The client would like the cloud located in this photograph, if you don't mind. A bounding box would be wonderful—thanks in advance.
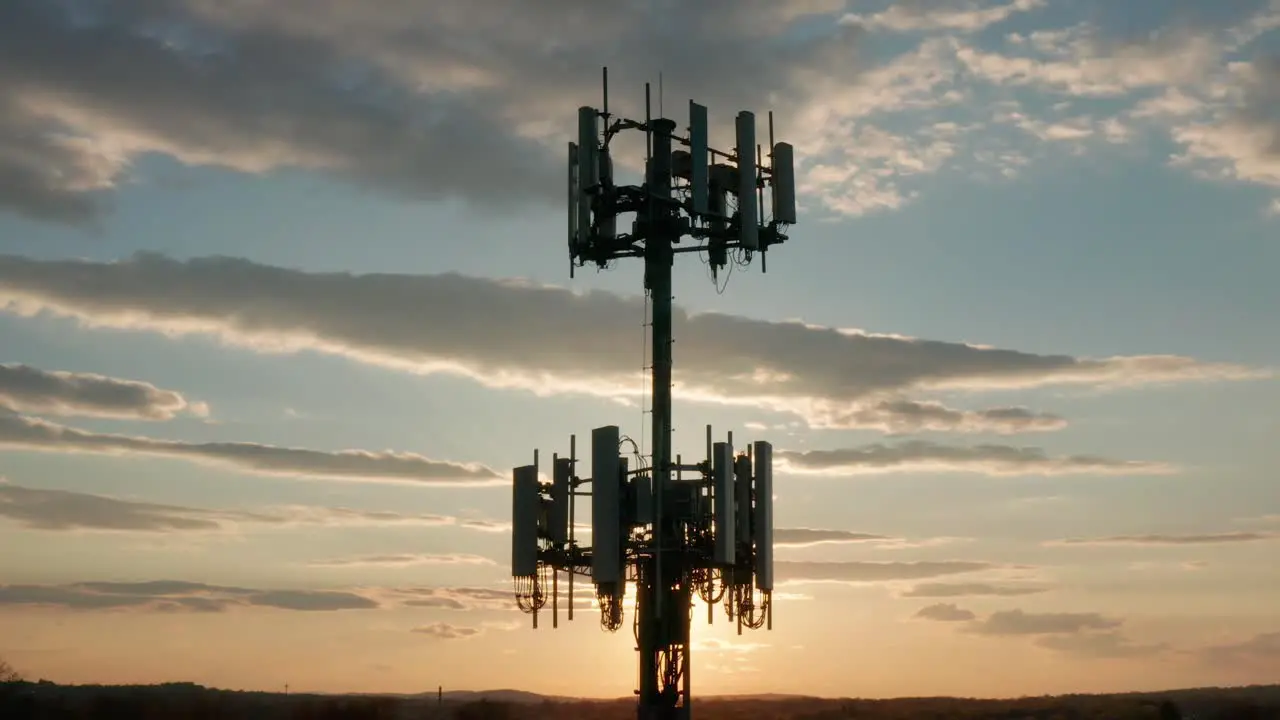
[0,481,253,532]
[1034,631,1169,659]
[411,622,482,640]
[1049,532,1280,547]
[818,399,1067,434]
[0,481,511,536]
[0,410,501,485]
[386,585,598,615]
[942,606,1166,659]
[1197,632,1280,665]
[776,560,998,585]
[0,0,889,223]
[776,441,1173,476]
[308,554,495,568]
[692,638,770,654]
[901,582,1050,597]
[774,528,891,547]
[5,1,1277,224]
[967,609,1122,635]
[959,25,1221,98]
[841,0,1045,34]
[1128,560,1208,572]
[456,518,512,533]
[1168,58,1280,199]
[0,363,204,420]
[0,580,377,612]
[774,529,966,550]
[959,8,1280,211]
[389,586,515,612]
[915,603,976,622]
[0,254,1260,432]
[0,0,562,224]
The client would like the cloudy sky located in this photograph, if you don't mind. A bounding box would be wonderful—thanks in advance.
[1,0,1279,701]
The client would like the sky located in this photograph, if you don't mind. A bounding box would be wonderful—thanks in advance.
[1,0,1279,701]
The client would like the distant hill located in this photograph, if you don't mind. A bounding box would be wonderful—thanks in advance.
[4,679,1279,719]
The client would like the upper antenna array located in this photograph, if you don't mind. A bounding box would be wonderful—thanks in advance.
[567,68,796,280]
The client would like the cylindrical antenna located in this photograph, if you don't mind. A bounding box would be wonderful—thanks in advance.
[603,66,610,120]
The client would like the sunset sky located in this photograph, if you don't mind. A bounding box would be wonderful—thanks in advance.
[1,0,1279,701]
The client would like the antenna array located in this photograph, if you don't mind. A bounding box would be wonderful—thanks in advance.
[513,67,798,720]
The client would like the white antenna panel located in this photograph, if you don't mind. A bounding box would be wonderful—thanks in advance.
[735,111,759,250]
[689,101,709,215]
[712,441,735,565]
[734,453,752,557]
[512,464,540,577]
[753,441,774,591]
[577,106,598,250]
[550,457,571,545]
[591,424,622,584]
[771,142,797,225]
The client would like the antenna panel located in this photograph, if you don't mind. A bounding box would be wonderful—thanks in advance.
[512,464,539,577]
[599,147,616,241]
[753,441,774,591]
[567,142,579,252]
[713,441,735,565]
[771,142,797,225]
[591,424,622,584]
[734,453,753,555]
[576,107,598,250]
[735,111,759,250]
[632,473,653,526]
[550,457,571,545]
[689,101,709,215]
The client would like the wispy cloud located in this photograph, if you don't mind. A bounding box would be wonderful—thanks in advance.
[841,0,1045,34]
[0,481,506,534]
[0,363,205,420]
[411,622,484,640]
[1197,632,1280,665]
[776,560,999,585]
[0,0,873,223]
[1033,631,1169,659]
[692,638,770,654]
[0,580,378,612]
[774,528,892,547]
[901,582,1051,598]
[0,411,501,485]
[777,441,1173,476]
[0,254,1260,433]
[308,554,495,568]
[1048,532,1280,547]
[820,399,1067,434]
[966,608,1122,635]
[914,603,976,622]
[928,603,1170,658]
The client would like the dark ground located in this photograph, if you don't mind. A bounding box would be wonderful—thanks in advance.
[2,680,1278,719]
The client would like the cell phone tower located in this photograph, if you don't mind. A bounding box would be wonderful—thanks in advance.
[511,67,798,720]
